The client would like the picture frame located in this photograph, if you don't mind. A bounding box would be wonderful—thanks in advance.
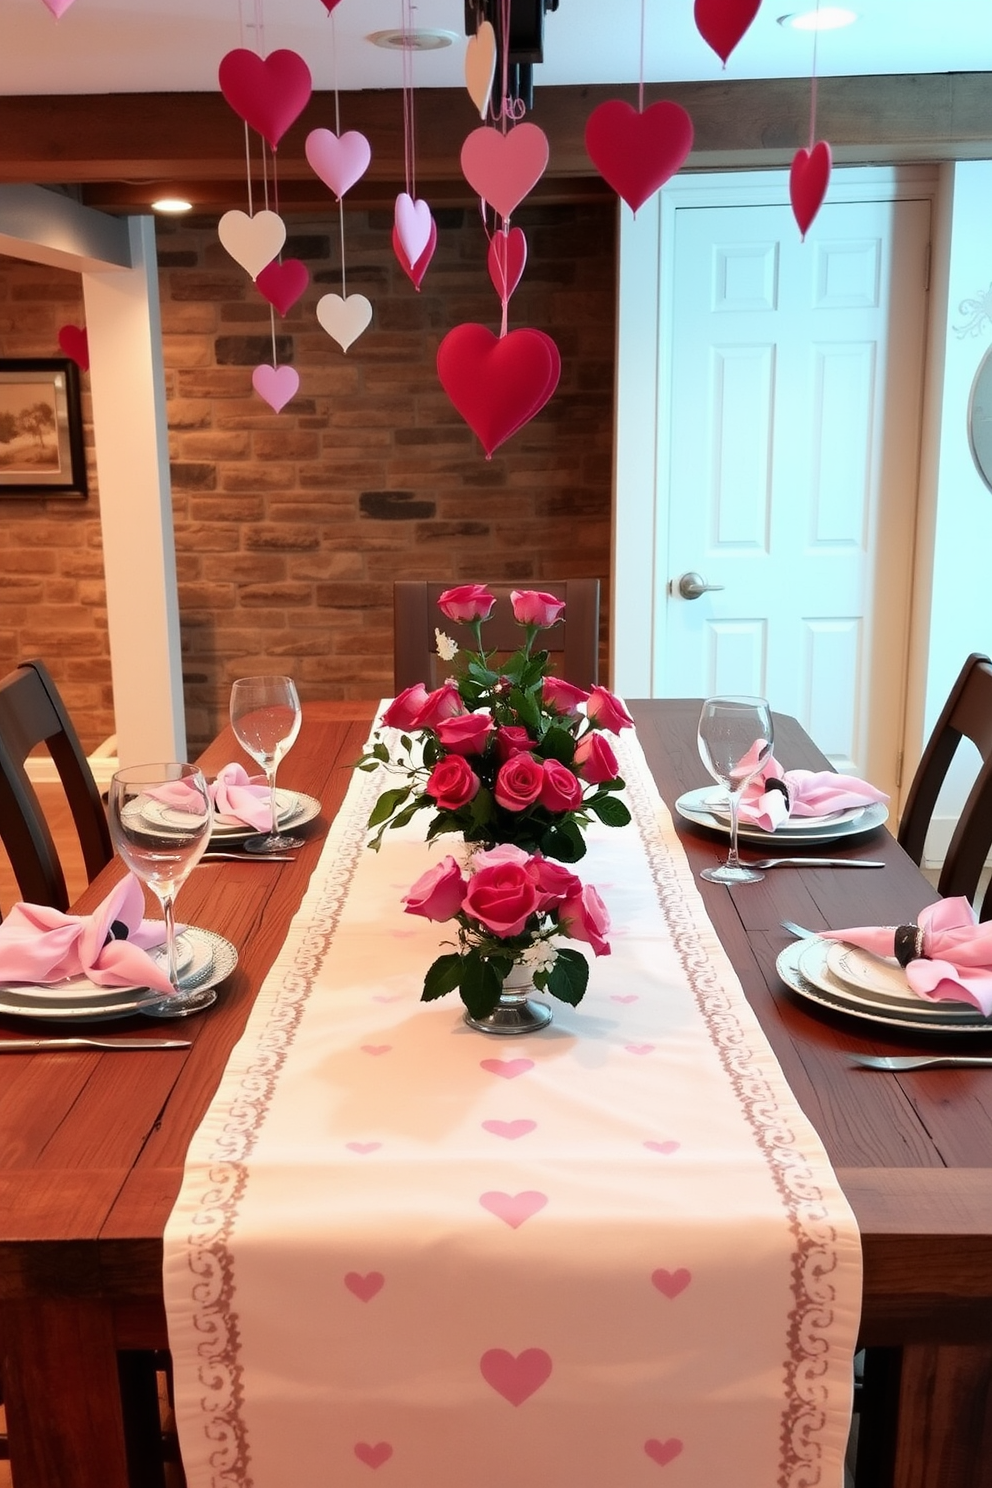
[0,358,87,498]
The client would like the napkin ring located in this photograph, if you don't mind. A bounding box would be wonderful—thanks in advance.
[894,924,926,966]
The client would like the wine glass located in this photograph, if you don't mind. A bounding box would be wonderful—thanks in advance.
[697,695,774,884]
[229,675,303,853]
[108,762,215,1016]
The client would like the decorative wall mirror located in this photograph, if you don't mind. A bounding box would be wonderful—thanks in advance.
[967,345,992,493]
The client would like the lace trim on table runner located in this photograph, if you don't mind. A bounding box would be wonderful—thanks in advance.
[170,735,855,1488]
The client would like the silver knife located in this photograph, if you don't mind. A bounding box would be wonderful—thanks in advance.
[0,1038,191,1052]
[747,857,885,869]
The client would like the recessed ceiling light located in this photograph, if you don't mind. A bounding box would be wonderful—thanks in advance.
[367,28,458,51]
[778,7,857,30]
[151,197,193,214]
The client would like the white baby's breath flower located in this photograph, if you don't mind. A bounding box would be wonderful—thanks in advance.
[435,628,458,662]
[520,941,558,973]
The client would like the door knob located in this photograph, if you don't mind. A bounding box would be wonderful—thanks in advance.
[674,572,726,601]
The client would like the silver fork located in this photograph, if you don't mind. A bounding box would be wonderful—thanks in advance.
[200,851,296,862]
[848,1054,992,1071]
[747,857,884,870]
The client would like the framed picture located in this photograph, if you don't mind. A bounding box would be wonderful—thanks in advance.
[0,358,87,498]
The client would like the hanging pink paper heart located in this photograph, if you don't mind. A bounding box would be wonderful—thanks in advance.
[392,219,437,291]
[694,0,761,64]
[461,123,549,222]
[437,323,561,458]
[488,228,527,302]
[394,193,433,272]
[57,324,89,371]
[218,49,312,151]
[252,364,299,413]
[586,100,694,214]
[218,208,286,279]
[255,259,309,316]
[465,20,497,120]
[305,128,371,200]
[790,140,832,239]
[41,0,76,16]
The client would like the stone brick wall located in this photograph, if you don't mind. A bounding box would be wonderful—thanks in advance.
[0,198,617,753]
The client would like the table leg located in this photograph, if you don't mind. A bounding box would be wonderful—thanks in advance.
[892,1343,992,1488]
[1,1299,130,1488]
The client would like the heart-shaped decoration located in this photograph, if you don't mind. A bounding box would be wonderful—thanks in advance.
[461,122,549,221]
[361,1044,391,1056]
[354,1442,393,1469]
[392,219,437,291]
[437,323,561,457]
[645,1438,684,1468]
[344,1141,381,1154]
[644,1139,680,1155]
[626,1043,655,1056]
[480,1348,552,1406]
[305,128,371,200]
[319,0,344,10]
[480,1056,533,1079]
[479,1190,547,1229]
[586,100,694,214]
[790,140,832,239]
[344,1271,384,1302]
[488,228,527,302]
[218,48,312,151]
[465,19,497,120]
[255,259,309,316]
[218,209,286,280]
[394,193,433,271]
[41,0,76,16]
[251,364,299,413]
[651,1267,692,1299]
[481,1118,536,1140]
[57,324,89,371]
[316,292,373,353]
[694,0,761,64]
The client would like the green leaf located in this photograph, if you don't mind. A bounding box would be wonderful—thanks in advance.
[357,761,382,773]
[422,953,465,1002]
[539,726,576,765]
[387,801,423,832]
[367,785,411,828]
[545,947,589,1006]
[400,734,413,751]
[539,817,587,863]
[372,741,390,762]
[459,952,503,1019]
[587,794,632,828]
[468,785,495,828]
[510,686,541,730]
[425,813,466,841]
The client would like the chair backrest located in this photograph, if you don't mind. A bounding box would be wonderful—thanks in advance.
[0,659,113,910]
[898,652,992,917]
[393,580,601,692]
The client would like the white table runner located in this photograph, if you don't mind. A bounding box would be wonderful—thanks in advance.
[164,731,861,1487]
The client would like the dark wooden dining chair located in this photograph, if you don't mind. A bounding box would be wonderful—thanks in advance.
[897,652,992,918]
[0,658,114,910]
[393,580,601,692]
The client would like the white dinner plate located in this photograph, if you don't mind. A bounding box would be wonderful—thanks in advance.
[0,931,197,1005]
[0,928,238,1023]
[676,787,889,845]
[776,937,992,1033]
[804,940,979,1019]
[209,790,321,841]
[702,791,866,831]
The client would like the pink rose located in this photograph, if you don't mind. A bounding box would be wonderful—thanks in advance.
[542,676,590,715]
[415,683,466,730]
[473,843,531,871]
[403,856,467,922]
[494,725,536,762]
[510,589,566,628]
[573,731,619,784]
[494,752,545,811]
[426,754,480,810]
[539,758,583,812]
[381,684,429,730]
[437,584,496,623]
[463,862,541,938]
[586,687,634,733]
[435,711,494,756]
[558,884,611,957]
[527,855,582,911]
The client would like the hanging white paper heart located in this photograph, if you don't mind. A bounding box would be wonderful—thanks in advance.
[218,209,286,280]
[252,364,300,412]
[394,193,433,271]
[465,20,496,120]
[316,293,373,352]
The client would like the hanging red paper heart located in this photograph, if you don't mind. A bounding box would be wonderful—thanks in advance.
[255,259,310,316]
[585,100,694,214]
[318,0,344,10]
[437,324,561,458]
[392,220,437,291]
[218,49,312,151]
[790,140,832,239]
[460,123,549,221]
[57,324,89,371]
[693,0,761,64]
[488,229,527,302]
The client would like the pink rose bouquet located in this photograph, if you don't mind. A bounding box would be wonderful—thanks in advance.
[403,846,610,1017]
[358,585,633,863]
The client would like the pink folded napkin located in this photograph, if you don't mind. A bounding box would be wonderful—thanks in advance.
[0,874,174,994]
[149,764,270,831]
[822,897,992,1016]
[736,749,888,831]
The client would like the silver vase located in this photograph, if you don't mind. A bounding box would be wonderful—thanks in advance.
[463,960,553,1036]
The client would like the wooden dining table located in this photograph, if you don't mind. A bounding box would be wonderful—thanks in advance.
[1,698,991,1488]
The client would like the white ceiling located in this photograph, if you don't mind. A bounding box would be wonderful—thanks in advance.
[1,0,990,97]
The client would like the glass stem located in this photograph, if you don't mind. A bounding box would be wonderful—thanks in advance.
[267,762,279,840]
[162,891,179,990]
[726,789,743,871]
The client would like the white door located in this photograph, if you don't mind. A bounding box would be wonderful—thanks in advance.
[613,171,933,803]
